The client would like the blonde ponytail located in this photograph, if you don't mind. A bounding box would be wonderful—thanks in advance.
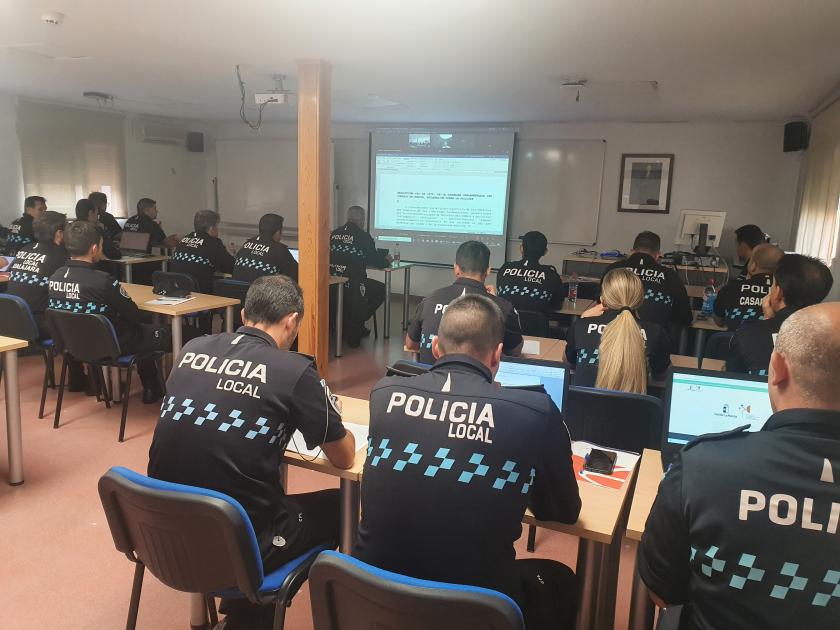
[595,269,647,393]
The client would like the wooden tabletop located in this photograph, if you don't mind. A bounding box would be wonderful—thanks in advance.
[553,299,595,317]
[287,395,638,545]
[626,449,663,541]
[121,283,240,316]
[111,255,170,266]
[0,336,28,352]
[686,285,706,299]
[521,335,561,360]
[329,275,349,285]
[669,354,725,371]
[691,310,728,331]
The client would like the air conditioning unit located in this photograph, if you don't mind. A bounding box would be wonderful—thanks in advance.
[132,119,186,145]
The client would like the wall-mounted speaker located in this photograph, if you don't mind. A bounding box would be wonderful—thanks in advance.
[186,131,205,153]
[783,121,810,152]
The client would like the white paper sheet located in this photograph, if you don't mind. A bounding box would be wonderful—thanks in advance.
[145,296,196,306]
[522,339,541,355]
[286,421,369,459]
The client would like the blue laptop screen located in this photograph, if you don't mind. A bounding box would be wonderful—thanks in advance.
[667,371,772,445]
[289,248,300,262]
[495,360,567,411]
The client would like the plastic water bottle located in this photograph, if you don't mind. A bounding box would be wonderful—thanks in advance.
[700,279,717,318]
[568,272,579,304]
[392,243,401,267]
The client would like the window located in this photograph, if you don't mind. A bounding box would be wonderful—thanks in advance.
[17,99,128,217]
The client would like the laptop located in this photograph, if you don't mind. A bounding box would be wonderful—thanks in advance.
[120,231,152,257]
[289,247,300,263]
[495,357,570,412]
[662,367,772,467]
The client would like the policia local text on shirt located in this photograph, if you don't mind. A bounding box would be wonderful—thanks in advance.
[148,275,356,630]
[639,303,840,630]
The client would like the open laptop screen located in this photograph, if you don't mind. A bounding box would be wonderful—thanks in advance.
[120,230,151,253]
[666,369,772,445]
[495,358,568,412]
[289,248,300,262]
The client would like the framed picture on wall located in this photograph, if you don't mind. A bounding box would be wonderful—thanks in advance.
[618,153,674,213]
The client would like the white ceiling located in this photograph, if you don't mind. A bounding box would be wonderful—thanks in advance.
[1,0,839,124]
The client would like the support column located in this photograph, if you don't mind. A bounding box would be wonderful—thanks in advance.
[297,59,332,377]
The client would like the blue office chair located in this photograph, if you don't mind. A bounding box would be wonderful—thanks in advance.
[46,310,165,442]
[517,309,550,337]
[98,467,329,630]
[0,294,55,419]
[700,331,735,369]
[309,551,525,630]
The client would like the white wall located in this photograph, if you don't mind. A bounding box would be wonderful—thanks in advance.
[211,119,802,296]
[0,94,24,226]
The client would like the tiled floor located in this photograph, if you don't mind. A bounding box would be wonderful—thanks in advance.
[0,298,636,629]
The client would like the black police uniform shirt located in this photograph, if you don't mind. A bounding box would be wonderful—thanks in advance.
[233,235,298,283]
[169,231,235,293]
[407,277,524,365]
[496,258,567,312]
[329,221,388,281]
[7,241,68,320]
[639,409,840,630]
[354,354,581,600]
[123,212,167,250]
[5,214,35,255]
[728,307,794,376]
[564,309,671,387]
[48,259,146,349]
[713,273,773,330]
[147,327,346,559]
[98,210,122,241]
[604,253,692,327]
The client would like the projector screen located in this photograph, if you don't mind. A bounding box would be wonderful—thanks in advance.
[370,128,516,268]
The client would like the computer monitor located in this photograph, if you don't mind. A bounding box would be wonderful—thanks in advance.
[494,357,569,412]
[289,248,299,262]
[674,210,727,252]
[120,231,151,255]
[664,368,772,449]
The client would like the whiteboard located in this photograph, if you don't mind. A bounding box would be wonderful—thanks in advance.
[508,139,606,245]
[217,139,299,228]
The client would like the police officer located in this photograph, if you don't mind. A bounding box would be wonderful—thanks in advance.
[5,195,46,255]
[88,191,122,242]
[75,198,122,261]
[123,197,180,251]
[329,205,390,346]
[496,230,567,313]
[406,240,523,365]
[565,268,670,389]
[48,220,172,403]
[603,231,692,328]
[233,213,298,283]
[734,223,768,278]
[169,209,234,293]
[148,275,356,630]
[714,243,783,330]
[639,302,840,630]
[728,254,833,375]
[356,294,581,630]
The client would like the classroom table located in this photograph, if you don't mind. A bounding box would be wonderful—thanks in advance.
[680,310,728,357]
[121,283,239,358]
[1,335,28,485]
[625,449,663,630]
[686,284,706,299]
[405,335,562,363]
[111,254,169,283]
[331,275,348,358]
[563,257,729,286]
[553,298,595,318]
[379,261,414,339]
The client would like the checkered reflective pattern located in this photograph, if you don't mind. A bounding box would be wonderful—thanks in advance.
[234,256,279,275]
[577,348,600,365]
[160,396,289,445]
[171,251,212,267]
[330,243,365,259]
[725,307,762,321]
[48,297,109,314]
[498,285,552,303]
[9,270,49,287]
[645,288,674,306]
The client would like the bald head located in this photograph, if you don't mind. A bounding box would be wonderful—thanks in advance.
[749,243,783,276]
[347,206,366,228]
[771,303,840,410]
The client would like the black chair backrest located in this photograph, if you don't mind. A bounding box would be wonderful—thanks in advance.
[703,332,735,364]
[213,278,250,302]
[152,271,198,297]
[386,360,431,378]
[46,310,121,363]
[564,385,664,453]
[98,467,264,599]
[309,551,525,630]
[516,309,549,337]
[0,294,39,341]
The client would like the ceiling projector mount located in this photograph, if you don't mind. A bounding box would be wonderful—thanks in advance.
[236,65,294,131]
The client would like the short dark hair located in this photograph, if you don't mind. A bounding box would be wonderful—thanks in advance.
[258,213,284,238]
[522,231,548,260]
[632,231,661,253]
[24,195,46,209]
[437,294,504,358]
[137,198,157,214]
[194,209,220,233]
[243,275,304,325]
[735,224,766,248]
[455,240,491,274]
[34,211,66,243]
[64,219,102,257]
[75,198,96,222]
[88,191,107,208]
[775,254,833,310]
